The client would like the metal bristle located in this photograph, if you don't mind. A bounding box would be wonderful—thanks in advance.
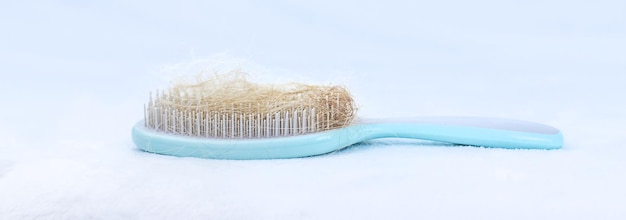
[144,91,323,139]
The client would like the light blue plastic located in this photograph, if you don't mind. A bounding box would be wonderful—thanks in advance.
[132,117,564,160]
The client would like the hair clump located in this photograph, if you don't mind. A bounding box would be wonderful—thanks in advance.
[144,70,357,138]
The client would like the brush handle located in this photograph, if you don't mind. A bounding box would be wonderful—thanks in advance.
[352,117,563,149]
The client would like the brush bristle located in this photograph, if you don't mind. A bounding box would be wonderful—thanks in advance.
[144,71,357,138]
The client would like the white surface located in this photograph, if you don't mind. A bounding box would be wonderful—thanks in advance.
[1,0,625,219]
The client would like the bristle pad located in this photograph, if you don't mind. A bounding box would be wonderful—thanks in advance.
[145,105,322,138]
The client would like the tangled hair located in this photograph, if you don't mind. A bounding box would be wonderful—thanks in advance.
[145,70,358,138]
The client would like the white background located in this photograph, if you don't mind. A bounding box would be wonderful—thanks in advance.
[1,0,625,219]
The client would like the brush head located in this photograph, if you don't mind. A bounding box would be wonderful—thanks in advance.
[143,71,357,139]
